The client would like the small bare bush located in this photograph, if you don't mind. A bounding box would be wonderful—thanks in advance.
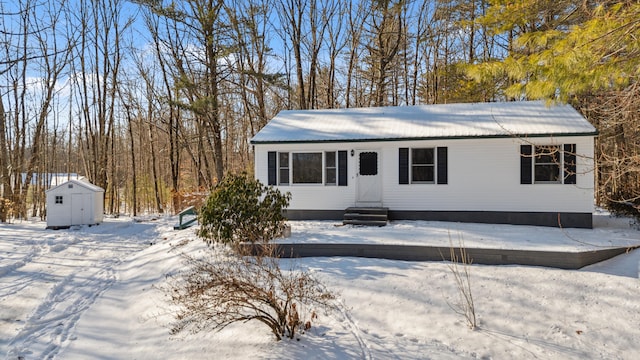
[168,244,334,341]
[445,234,477,330]
[0,197,14,223]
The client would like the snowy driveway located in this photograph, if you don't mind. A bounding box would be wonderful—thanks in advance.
[0,219,160,359]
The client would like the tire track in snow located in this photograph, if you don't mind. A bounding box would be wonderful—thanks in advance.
[3,220,160,359]
[0,245,42,279]
[331,296,373,360]
[6,260,118,360]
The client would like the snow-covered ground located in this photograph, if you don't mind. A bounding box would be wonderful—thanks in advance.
[1,213,639,359]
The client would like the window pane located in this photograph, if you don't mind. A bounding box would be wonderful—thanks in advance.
[412,165,434,182]
[279,169,289,185]
[359,152,378,176]
[535,164,560,182]
[325,151,336,167]
[412,148,434,165]
[279,152,289,165]
[535,146,559,163]
[326,168,336,185]
[292,153,323,183]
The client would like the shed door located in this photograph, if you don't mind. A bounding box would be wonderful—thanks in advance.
[356,150,382,206]
[71,194,83,225]
[71,193,92,225]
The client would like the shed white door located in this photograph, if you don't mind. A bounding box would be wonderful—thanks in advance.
[71,193,92,225]
[356,150,382,206]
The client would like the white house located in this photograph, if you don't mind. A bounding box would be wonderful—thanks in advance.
[251,101,597,228]
[46,179,104,229]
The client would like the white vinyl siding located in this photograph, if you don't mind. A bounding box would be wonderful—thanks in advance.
[253,135,594,214]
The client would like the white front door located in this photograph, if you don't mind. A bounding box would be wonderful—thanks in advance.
[356,150,382,206]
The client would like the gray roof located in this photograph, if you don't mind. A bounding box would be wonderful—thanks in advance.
[250,101,597,144]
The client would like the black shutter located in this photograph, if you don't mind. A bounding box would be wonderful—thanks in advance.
[399,148,409,184]
[338,150,348,186]
[564,144,576,184]
[520,145,532,184]
[267,151,277,185]
[437,147,448,184]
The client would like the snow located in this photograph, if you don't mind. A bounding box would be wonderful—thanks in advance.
[250,101,597,144]
[1,213,639,359]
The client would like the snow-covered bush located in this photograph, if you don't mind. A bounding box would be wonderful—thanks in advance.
[197,173,291,246]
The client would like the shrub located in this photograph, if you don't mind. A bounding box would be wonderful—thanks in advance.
[168,244,335,341]
[0,198,14,223]
[198,173,291,246]
[175,174,334,341]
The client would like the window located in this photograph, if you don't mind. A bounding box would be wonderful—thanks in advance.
[399,147,447,185]
[411,148,435,183]
[268,150,347,186]
[55,195,63,204]
[325,151,336,185]
[278,152,289,185]
[534,145,560,183]
[292,152,323,184]
[520,144,576,185]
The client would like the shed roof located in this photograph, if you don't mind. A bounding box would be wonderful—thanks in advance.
[250,101,597,144]
[45,179,104,194]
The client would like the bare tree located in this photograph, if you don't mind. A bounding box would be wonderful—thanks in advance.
[138,0,229,184]
[277,0,307,109]
[71,0,133,214]
[226,0,282,171]
[367,0,404,107]
[0,0,75,218]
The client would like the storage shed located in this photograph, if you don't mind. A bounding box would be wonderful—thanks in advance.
[251,101,597,228]
[46,179,104,229]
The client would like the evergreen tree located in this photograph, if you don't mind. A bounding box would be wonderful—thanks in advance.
[469,0,640,214]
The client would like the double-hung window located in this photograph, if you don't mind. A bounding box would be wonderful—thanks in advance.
[325,151,337,185]
[520,144,576,185]
[278,152,289,185]
[534,145,560,183]
[411,148,435,183]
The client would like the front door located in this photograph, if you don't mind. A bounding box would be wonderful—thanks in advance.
[356,150,382,206]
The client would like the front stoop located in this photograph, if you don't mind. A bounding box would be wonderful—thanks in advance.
[343,207,388,226]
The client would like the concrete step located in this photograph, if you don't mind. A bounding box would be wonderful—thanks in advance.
[343,219,388,227]
[345,207,389,215]
[343,213,388,221]
[343,207,388,226]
